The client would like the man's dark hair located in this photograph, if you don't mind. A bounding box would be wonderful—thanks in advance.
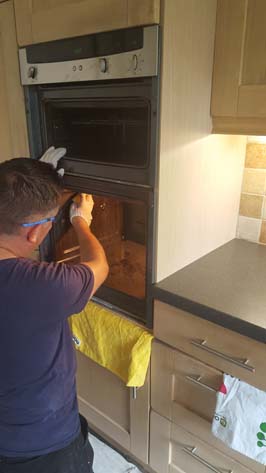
[0,158,63,234]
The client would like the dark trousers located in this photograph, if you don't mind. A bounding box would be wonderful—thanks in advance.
[0,414,94,473]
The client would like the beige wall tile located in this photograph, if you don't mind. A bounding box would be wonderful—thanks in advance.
[242,169,266,194]
[245,143,266,169]
[239,193,263,218]
[260,220,266,244]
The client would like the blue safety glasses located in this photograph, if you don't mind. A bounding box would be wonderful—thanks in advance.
[21,216,56,228]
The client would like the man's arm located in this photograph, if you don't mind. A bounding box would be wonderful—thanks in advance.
[70,194,109,296]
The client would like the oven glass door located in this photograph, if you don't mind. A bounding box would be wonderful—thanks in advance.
[54,194,147,311]
[44,98,150,168]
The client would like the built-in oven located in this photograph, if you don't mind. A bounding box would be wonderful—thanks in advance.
[20,26,159,187]
[19,25,160,326]
[41,176,154,323]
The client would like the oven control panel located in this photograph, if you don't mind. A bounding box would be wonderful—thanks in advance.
[19,25,159,85]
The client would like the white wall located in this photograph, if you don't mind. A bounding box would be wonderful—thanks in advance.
[156,0,246,282]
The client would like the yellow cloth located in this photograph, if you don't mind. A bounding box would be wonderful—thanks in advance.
[69,302,153,387]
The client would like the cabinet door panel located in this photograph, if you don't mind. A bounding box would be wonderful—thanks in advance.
[14,0,128,46]
[241,1,266,86]
[0,1,28,159]
[212,0,266,131]
[76,351,150,463]
[211,0,246,118]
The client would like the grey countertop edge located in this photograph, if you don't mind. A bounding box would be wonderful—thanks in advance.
[152,286,266,344]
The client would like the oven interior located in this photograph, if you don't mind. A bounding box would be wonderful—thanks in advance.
[54,194,147,302]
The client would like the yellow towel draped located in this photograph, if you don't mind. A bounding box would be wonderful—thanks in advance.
[69,302,153,387]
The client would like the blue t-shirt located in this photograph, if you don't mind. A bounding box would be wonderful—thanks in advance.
[0,258,94,457]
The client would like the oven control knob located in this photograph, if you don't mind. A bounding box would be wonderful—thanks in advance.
[132,54,138,71]
[99,58,108,73]
[28,66,38,79]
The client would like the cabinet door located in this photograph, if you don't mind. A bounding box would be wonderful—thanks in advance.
[212,0,266,133]
[75,351,150,464]
[0,1,28,160]
[14,0,160,46]
[14,0,128,46]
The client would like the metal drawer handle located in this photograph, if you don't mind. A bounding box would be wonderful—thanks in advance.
[183,446,233,473]
[185,375,217,393]
[191,339,255,373]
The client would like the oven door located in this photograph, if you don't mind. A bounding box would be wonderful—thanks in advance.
[28,78,158,186]
[40,177,154,324]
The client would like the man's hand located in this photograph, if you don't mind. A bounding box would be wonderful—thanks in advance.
[70,194,94,227]
[40,146,66,176]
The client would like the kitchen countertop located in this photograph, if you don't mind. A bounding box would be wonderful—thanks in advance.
[153,239,266,343]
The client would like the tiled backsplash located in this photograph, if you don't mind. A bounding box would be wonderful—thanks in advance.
[237,142,266,244]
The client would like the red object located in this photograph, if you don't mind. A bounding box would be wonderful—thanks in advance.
[219,383,227,395]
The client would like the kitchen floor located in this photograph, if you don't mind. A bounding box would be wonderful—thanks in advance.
[90,435,142,473]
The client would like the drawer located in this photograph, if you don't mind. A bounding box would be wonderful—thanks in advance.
[151,340,222,423]
[154,300,266,390]
[150,410,261,473]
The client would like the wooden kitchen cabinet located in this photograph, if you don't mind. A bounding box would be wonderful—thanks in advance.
[14,0,160,46]
[212,0,266,134]
[75,351,150,464]
[150,340,264,473]
[0,1,28,160]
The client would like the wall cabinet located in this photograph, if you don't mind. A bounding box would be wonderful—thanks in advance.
[76,351,150,464]
[0,1,28,160]
[14,0,160,46]
[212,0,266,135]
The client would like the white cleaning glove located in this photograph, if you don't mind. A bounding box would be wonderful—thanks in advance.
[40,146,66,176]
[70,194,94,227]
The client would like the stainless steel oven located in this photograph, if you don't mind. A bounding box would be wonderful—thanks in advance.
[19,25,160,325]
[20,25,159,186]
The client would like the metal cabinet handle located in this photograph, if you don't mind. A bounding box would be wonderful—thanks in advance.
[185,375,217,393]
[191,339,255,373]
[183,446,233,473]
[132,387,137,400]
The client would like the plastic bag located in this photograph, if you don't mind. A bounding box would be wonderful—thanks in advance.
[212,374,266,465]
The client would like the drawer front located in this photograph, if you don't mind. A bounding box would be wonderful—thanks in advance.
[150,410,253,473]
[154,300,266,390]
[151,340,222,423]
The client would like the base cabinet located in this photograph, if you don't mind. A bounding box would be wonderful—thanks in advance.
[76,351,150,464]
[14,0,160,46]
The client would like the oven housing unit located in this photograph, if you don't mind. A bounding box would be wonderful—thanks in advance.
[20,25,160,327]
